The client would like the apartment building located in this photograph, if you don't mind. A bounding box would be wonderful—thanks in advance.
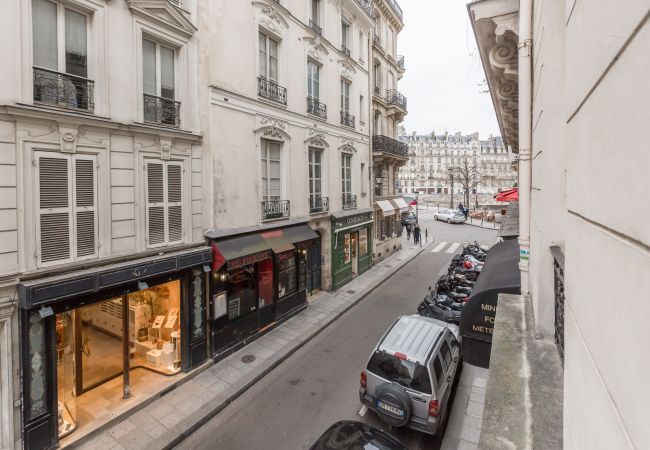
[0,0,211,448]
[369,0,408,262]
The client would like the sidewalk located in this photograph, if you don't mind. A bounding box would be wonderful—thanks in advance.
[465,217,500,230]
[75,237,432,450]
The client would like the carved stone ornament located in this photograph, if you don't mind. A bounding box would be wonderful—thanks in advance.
[305,128,328,148]
[254,2,288,36]
[258,116,290,141]
[306,36,328,64]
[0,303,13,321]
[339,59,356,80]
[160,138,173,160]
[339,138,356,153]
[58,124,79,153]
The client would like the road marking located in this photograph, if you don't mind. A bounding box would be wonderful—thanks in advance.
[446,242,461,253]
[358,405,368,417]
[431,242,448,253]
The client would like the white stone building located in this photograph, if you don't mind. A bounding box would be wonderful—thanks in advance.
[370,0,409,262]
[469,0,650,448]
[397,131,514,205]
[0,1,209,448]
[203,0,375,295]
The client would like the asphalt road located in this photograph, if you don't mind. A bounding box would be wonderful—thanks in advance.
[176,219,497,450]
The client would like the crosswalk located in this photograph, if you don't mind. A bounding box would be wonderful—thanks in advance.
[431,241,463,254]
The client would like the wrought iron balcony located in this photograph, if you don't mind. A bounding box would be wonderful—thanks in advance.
[309,19,322,35]
[397,55,405,70]
[307,97,327,119]
[341,44,351,57]
[261,199,290,220]
[143,93,181,127]
[33,67,94,111]
[355,0,375,18]
[342,194,357,209]
[386,89,407,112]
[372,135,408,158]
[258,77,287,105]
[309,195,329,214]
[340,110,355,128]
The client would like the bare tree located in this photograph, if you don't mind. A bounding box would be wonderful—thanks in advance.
[451,159,485,209]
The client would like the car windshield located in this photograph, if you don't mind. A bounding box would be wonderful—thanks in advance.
[367,351,432,394]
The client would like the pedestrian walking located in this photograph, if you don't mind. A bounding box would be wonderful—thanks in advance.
[463,206,469,220]
[458,202,464,213]
[413,223,421,245]
[406,223,412,241]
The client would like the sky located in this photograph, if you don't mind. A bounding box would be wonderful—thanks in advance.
[396,0,500,139]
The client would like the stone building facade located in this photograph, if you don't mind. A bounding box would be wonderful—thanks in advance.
[397,131,515,205]
[370,0,408,262]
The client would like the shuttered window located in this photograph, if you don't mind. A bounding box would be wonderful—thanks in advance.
[36,152,97,265]
[145,160,183,247]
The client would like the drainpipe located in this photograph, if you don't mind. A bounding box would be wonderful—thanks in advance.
[518,0,533,295]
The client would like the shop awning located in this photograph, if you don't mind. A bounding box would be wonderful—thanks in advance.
[214,234,272,261]
[375,200,396,217]
[281,224,319,243]
[393,197,410,212]
[459,239,521,368]
[495,188,519,202]
[260,229,296,254]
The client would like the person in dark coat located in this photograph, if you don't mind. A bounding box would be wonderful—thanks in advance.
[406,223,412,241]
[413,223,421,244]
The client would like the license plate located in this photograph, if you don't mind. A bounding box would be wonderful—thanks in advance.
[376,400,404,416]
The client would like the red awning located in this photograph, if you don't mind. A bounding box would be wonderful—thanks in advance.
[495,188,518,202]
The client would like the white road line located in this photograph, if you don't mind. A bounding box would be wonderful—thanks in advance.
[431,242,448,253]
[446,242,461,253]
[358,405,368,417]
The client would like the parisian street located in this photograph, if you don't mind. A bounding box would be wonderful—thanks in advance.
[177,218,497,450]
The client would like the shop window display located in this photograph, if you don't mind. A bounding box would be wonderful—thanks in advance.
[227,266,257,320]
[344,233,351,263]
[359,228,368,256]
[277,251,297,298]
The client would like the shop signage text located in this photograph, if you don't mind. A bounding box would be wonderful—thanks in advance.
[333,213,372,230]
[228,250,271,269]
[276,250,295,262]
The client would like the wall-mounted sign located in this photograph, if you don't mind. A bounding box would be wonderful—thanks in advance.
[228,250,271,270]
[213,291,227,319]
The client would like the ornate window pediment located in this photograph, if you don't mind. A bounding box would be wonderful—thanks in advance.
[253,2,289,37]
[305,127,329,148]
[305,36,329,64]
[256,116,291,141]
[339,137,357,153]
[339,59,356,80]
[127,0,197,37]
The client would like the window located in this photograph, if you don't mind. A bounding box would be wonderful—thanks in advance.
[36,152,97,265]
[341,153,352,196]
[441,341,452,367]
[373,63,381,93]
[358,30,364,60]
[366,351,432,394]
[145,160,183,247]
[340,78,350,113]
[261,139,281,201]
[310,0,320,24]
[143,38,179,126]
[359,95,365,123]
[433,356,444,386]
[341,20,350,52]
[259,31,278,81]
[307,60,320,100]
[277,253,297,298]
[308,147,322,198]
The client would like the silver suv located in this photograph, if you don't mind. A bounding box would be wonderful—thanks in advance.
[359,314,461,435]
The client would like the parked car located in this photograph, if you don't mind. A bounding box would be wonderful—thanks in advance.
[309,420,408,450]
[359,315,461,436]
[433,209,466,224]
[403,212,417,225]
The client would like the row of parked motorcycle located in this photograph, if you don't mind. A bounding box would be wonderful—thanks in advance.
[417,241,489,324]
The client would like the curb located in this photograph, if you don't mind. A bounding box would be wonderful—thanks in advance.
[162,240,434,449]
[465,220,499,230]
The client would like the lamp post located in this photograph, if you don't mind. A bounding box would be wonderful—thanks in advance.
[447,167,454,209]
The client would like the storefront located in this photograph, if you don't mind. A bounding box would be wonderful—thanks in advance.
[373,198,409,262]
[208,223,318,358]
[331,210,374,290]
[18,247,211,450]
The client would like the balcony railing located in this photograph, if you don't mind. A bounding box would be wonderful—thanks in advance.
[341,44,351,57]
[309,195,329,214]
[372,135,408,158]
[307,97,327,119]
[340,110,355,128]
[308,19,322,35]
[258,77,287,105]
[355,0,375,18]
[33,67,94,111]
[342,194,357,209]
[386,89,407,112]
[261,200,290,220]
[143,93,181,127]
[397,55,405,70]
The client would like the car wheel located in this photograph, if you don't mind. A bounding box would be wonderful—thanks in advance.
[373,383,412,428]
[447,218,451,224]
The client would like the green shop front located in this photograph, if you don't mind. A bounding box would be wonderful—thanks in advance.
[331,209,374,290]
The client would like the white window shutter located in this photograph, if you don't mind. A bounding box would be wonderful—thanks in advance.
[167,162,183,243]
[37,155,72,263]
[146,161,166,246]
[73,155,98,258]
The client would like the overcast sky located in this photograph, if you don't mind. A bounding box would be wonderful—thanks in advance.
[397,0,500,139]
